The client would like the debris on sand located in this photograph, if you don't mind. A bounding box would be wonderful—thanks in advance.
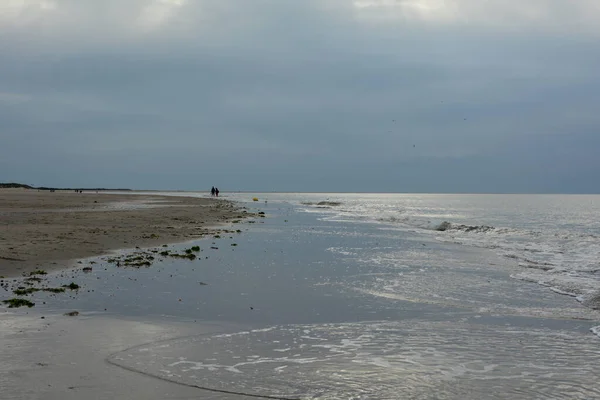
[64,311,79,316]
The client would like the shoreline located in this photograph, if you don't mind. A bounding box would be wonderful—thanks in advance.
[0,188,251,278]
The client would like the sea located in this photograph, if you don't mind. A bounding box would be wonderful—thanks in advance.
[35,193,600,399]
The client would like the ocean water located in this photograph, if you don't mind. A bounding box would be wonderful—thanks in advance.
[33,193,600,398]
[241,193,600,307]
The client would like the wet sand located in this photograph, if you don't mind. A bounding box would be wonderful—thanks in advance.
[0,313,255,400]
[0,189,246,277]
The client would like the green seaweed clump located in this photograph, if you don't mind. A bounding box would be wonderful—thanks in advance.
[191,246,200,252]
[169,253,196,260]
[128,261,151,267]
[13,288,39,295]
[44,288,66,293]
[160,251,170,256]
[62,282,80,290]
[3,298,35,308]
[185,249,193,254]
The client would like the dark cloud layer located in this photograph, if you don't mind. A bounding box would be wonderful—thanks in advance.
[1,0,600,192]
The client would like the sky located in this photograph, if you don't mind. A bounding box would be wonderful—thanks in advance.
[1,0,600,193]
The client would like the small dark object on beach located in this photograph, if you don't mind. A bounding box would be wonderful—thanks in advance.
[236,229,242,233]
[185,249,192,254]
[64,311,79,316]
[258,212,265,215]
[435,221,452,232]
[29,270,47,276]
[231,243,238,246]
[82,267,93,272]
[214,235,221,239]
[3,298,35,308]
[211,246,218,250]
[162,244,168,247]
[62,282,80,290]
[191,246,200,252]
[250,306,254,310]
[160,251,170,256]
[199,282,208,285]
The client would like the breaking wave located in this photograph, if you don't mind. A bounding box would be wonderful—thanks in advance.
[296,198,600,312]
[431,222,600,310]
[301,201,343,207]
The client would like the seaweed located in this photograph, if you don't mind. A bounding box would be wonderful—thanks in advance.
[62,282,80,290]
[13,288,39,295]
[3,298,35,308]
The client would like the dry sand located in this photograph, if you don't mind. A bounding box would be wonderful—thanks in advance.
[0,189,247,277]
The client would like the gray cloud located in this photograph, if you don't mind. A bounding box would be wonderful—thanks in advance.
[1,0,600,192]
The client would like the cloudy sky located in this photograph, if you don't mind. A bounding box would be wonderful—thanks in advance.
[1,0,599,192]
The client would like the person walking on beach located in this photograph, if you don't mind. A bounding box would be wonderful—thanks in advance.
[215,187,220,197]
[211,187,215,196]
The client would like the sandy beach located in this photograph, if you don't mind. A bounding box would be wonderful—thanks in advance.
[2,193,600,399]
[0,189,245,277]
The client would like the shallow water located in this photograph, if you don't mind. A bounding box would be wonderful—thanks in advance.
[110,321,600,400]
[13,193,600,399]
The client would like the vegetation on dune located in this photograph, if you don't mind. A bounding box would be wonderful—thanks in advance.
[0,183,34,189]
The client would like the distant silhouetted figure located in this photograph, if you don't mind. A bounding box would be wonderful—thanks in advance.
[215,188,220,197]
[211,187,215,196]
